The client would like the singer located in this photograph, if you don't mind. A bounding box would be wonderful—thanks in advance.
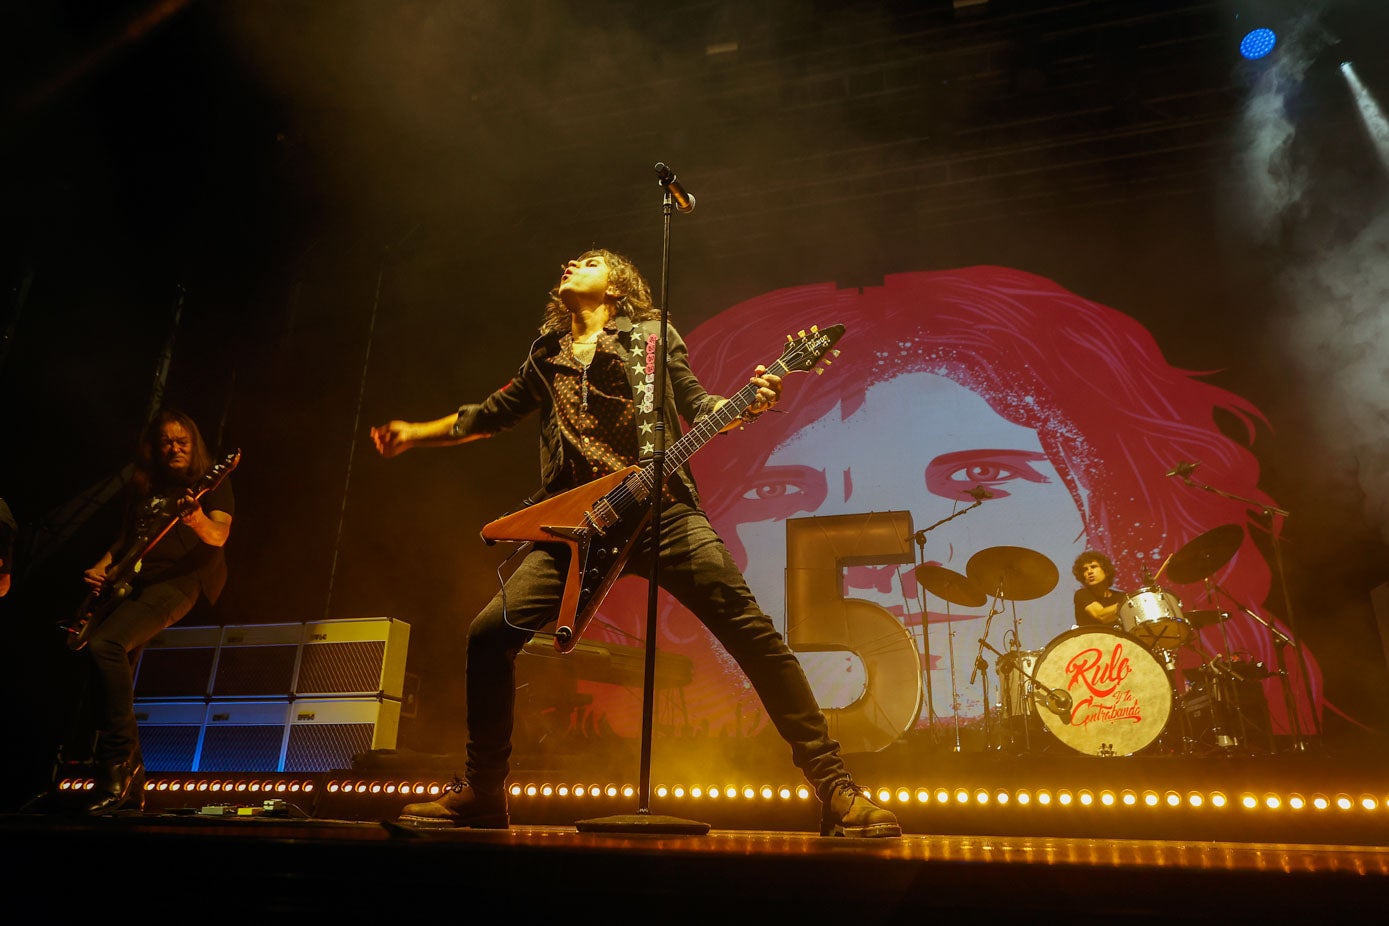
[369,247,899,837]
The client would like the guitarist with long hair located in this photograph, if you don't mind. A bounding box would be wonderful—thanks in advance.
[78,408,234,814]
[371,248,900,837]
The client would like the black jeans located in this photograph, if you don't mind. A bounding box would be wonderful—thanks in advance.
[87,575,199,764]
[463,502,849,799]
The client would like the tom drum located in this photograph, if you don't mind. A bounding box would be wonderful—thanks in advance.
[1032,627,1174,757]
[1118,587,1191,650]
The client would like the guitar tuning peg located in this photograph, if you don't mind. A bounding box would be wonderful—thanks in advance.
[786,333,793,343]
[822,357,832,365]
[797,329,806,338]
[832,349,841,357]
[810,324,819,333]
[813,368,824,375]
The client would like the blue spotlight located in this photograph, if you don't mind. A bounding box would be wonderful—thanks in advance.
[1239,28,1277,60]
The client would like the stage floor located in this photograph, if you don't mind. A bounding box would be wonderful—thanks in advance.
[4,810,1387,922]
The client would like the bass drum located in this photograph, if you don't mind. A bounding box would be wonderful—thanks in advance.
[1032,627,1173,757]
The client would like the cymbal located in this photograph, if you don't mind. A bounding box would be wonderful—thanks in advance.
[914,564,987,608]
[1165,524,1244,585]
[965,546,1059,601]
[1184,609,1230,629]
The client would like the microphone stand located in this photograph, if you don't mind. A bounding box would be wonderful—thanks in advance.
[970,587,1004,752]
[912,495,986,743]
[1176,472,1318,749]
[577,170,709,835]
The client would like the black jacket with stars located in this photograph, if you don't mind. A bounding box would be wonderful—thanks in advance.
[451,317,724,508]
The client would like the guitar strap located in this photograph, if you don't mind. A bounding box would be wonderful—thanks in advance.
[624,320,662,465]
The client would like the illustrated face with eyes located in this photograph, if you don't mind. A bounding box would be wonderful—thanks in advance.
[730,370,1088,722]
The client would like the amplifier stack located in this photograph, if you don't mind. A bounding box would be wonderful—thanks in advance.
[133,616,410,774]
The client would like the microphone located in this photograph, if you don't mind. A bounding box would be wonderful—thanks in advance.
[1042,689,1073,723]
[1164,460,1199,478]
[969,655,987,686]
[966,486,994,501]
[654,162,695,213]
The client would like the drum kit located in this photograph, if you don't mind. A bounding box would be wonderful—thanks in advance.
[915,524,1274,758]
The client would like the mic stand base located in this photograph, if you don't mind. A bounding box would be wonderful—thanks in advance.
[576,811,712,835]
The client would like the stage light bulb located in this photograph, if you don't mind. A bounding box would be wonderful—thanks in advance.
[1239,27,1277,60]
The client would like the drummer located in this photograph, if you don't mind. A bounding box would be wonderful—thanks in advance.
[1071,551,1127,629]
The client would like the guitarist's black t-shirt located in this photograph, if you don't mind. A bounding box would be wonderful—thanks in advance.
[123,477,235,604]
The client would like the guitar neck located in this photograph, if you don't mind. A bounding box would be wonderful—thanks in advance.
[633,359,789,499]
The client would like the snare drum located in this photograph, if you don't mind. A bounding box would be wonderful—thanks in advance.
[997,648,1042,720]
[1031,627,1174,757]
[1118,587,1191,649]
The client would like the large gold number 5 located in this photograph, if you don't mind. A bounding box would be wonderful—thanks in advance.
[785,511,922,753]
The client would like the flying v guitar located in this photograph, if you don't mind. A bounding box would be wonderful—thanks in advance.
[480,325,844,654]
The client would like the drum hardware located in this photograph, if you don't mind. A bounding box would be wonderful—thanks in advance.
[961,547,1059,754]
[914,564,987,608]
[1118,587,1191,650]
[1165,474,1316,748]
[1202,577,1306,753]
[909,496,992,753]
[967,595,1007,752]
[1184,609,1230,629]
[965,546,1060,603]
[1159,523,1244,586]
[1180,659,1275,756]
[994,637,1081,754]
[913,565,986,753]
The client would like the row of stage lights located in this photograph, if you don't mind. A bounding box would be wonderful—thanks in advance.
[56,775,1389,816]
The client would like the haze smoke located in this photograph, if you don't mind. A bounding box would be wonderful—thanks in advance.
[1238,7,1389,544]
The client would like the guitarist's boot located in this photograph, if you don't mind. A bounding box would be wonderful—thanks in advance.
[397,777,508,829]
[85,756,146,816]
[820,779,901,838]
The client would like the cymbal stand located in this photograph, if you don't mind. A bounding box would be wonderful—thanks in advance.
[917,591,953,750]
[912,498,986,750]
[947,618,963,751]
[1209,580,1301,754]
[987,636,1073,749]
[970,590,1005,752]
[1200,578,1251,754]
[1177,473,1316,747]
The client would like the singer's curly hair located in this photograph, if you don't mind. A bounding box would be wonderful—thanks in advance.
[539,248,660,335]
[1071,550,1116,585]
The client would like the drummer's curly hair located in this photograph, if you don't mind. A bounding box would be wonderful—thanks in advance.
[1071,551,1115,585]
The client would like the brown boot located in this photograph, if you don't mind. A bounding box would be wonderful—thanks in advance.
[820,780,900,838]
[398,778,508,829]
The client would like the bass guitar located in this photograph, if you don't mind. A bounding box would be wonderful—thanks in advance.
[62,449,241,651]
[481,325,844,654]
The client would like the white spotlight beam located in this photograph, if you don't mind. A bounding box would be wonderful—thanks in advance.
[1341,62,1389,172]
